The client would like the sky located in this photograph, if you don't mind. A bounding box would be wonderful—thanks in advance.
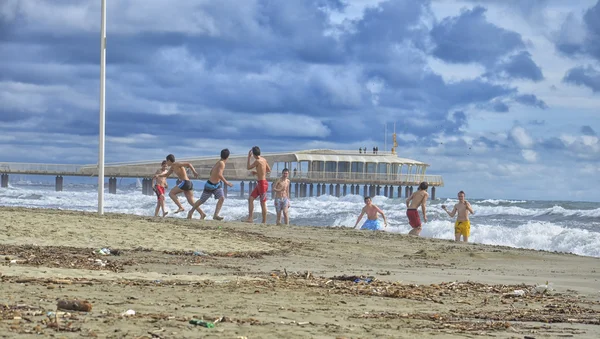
[0,0,599,202]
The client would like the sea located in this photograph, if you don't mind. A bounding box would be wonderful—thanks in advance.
[1,180,599,258]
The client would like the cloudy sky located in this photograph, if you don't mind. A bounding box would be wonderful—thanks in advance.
[1,0,599,201]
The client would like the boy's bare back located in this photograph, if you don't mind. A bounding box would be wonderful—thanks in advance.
[407,190,428,209]
[254,158,269,180]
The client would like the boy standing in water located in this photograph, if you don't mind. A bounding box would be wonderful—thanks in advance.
[273,168,291,225]
[243,146,271,224]
[151,160,169,217]
[354,196,388,230]
[442,190,475,242]
[187,148,234,221]
[405,181,429,236]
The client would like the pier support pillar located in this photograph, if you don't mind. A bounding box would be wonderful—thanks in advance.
[329,184,334,196]
[145,178,154,196]
[409,186,414,195]
[316,183,321,197]
[384,185,388,197]
[1,174,8,188]
[108,177,117,194]
[335,184,340,197]
[321,184,326,196]
[350,184,354,195]
[397,186,402,198]
[309,184,314,197]
[55,176,63,192]
[363,185,368,197]
[343,184,347,196]
[405,186,409,198]
[240,181,245,197]
[141,178,147,195]
[389,186,394,199]
[295,182,299,198]
[376,185,381,196]
[369,185,374,197]
[431,186,436,200]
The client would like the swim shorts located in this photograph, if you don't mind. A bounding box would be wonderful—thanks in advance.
[455,220,471,237]
[250,179,269,202]
[198,180,224,204]
[406,209,421,228]
[361,219,382,231]
[177,180,193,191]
[154,185,165,200]
[274,197,290,214]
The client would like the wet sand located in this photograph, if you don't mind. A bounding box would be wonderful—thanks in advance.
[0,207,599,338]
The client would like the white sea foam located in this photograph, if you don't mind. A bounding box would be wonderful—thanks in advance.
[1,185,599,257]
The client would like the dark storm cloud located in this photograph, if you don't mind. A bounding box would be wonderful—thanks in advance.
[486,51,544,82]
[0,0,550,161]
[563,65,600,92]
[515,94,548,109]
[430,6,525,65]
[581,125,597,136]
[555,1,600,61]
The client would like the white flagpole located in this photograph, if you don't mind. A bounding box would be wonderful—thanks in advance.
[98,0,106,215]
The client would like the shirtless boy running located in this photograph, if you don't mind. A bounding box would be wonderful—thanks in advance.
[405,181,429,236]
[151,160,169,217]
[155,154,202,214]
[187,149,234,221]
[442,190,475,242]
[354,196,388,230]
[273,168,291,225]
[243,146,271,224]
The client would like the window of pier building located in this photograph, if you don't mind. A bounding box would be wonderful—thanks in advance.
[337,161,350,179]
[350,162,364,179]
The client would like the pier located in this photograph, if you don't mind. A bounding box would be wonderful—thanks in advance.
[0,149,444,199]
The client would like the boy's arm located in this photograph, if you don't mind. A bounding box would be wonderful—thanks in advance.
[217,163,232,187]
[183,162,199,178]
[247,151,256,170]
[421,194,428,222]
[156,167,173,178]
[273,179,283,192]
[265,161,272,174]
[465,201,475,214]
[375,205,387,226]
[405,193,413,206]
[354,208,366,229]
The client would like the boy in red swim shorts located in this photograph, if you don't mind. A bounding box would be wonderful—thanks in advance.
[243,146,272,224]
[405,181,429,236]
[151,160,169,217]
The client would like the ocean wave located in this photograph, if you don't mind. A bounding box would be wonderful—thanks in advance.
[1,185,599,257]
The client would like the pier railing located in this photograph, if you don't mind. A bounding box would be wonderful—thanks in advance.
[0,162,443,186]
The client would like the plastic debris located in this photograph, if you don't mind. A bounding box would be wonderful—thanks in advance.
[189,319,215,328]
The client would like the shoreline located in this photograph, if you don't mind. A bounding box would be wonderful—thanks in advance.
[1,206,599,338]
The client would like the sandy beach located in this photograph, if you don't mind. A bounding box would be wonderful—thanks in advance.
[0,206,599,338]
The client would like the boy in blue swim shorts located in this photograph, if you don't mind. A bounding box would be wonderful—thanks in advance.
[354,197,388,230]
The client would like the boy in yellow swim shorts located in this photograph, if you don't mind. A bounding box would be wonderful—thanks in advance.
[442,191,474,242]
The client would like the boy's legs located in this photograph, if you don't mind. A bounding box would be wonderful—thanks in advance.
[244,196,256,222]
[183,191,206,219]
[169,187,184,212]
[260,199,267,224]
[283,204,289,225]
[213,188,225,220]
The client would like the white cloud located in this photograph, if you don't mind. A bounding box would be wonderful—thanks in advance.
[521,149,538,162]
[510,126,534,148]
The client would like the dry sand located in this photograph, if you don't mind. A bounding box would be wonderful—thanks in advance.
[0,206,599,338]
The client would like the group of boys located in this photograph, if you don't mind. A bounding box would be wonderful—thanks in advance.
[151,148,475,242]
[353,182,475,242]
[151,146,291,226]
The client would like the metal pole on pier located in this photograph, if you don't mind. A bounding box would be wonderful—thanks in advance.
[98,0,107,215]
